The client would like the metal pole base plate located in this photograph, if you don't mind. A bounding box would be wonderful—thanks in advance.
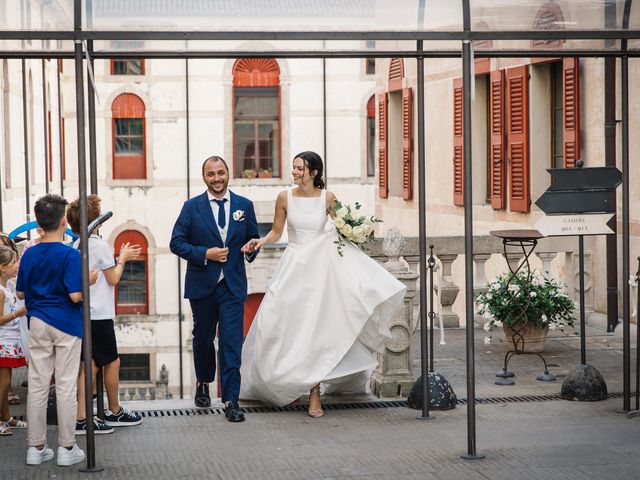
[79,466,105,473]
[496,369,514,378]
[537,372,557,382]
[415,415,436,421]
[495,377,516,386]
[461,453,486,460]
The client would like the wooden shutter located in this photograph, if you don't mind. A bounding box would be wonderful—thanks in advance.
[563,57,580,168]
[401,88,413,200]
[489,70,506,210]
[378,93,388,198]
[453,78,464,206]
[506,65,530,213]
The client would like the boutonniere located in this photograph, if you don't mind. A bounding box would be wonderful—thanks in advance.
[233,210,245,221]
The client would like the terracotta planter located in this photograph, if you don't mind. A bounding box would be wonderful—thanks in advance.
[502,320,549,353]
[258,170,273,178]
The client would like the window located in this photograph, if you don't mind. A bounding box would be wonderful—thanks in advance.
[110,60,145,76]
[111,93,146,179]
[365,40,376,75]
[551,62,564,169]
[115,230,149,315]
[366,96,375,177]
[232,59,280,179]
[119,354,150,382]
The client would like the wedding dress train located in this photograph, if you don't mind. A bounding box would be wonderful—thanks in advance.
[239,189,406,406]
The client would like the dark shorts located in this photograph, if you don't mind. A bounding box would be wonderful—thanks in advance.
[80,319,118,368]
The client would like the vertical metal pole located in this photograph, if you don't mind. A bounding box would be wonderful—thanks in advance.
[604,0,619,333]
[428,245,435,373]
[322,45,327,186]
[57,59,64,196]
[87,40,98,195]
[579,235,586,365]
[635,258,640,412]
[75,0,102,473]
[416,40,431,420]
[621,53,630,413]
[461,38,483,460]
[21,59,30,223]
[41,59,49,193]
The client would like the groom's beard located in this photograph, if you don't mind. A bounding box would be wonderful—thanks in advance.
[207,180,228,196]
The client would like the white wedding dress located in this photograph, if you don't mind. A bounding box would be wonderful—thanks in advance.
[239,188,407,406]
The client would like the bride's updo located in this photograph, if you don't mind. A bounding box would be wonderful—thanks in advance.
[295,151,325,189]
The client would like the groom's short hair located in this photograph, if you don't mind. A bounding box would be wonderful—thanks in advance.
[202,156,229,175]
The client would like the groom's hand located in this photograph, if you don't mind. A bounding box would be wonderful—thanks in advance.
[206,247,229,263]
[241,239,260,254]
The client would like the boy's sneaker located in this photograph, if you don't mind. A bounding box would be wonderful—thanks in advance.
[57,444,85,467]
[26,445,54,465]
[75,417,114,435]
[104,407,142,427]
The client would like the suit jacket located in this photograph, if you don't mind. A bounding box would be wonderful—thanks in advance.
[170,190,259,300]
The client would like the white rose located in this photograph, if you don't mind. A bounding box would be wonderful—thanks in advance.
[336,207,349,219]
[342,224,353,237]
[335,218,346,229]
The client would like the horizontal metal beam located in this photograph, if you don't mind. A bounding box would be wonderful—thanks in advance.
[3,49,640,60]
[2,29,640,42]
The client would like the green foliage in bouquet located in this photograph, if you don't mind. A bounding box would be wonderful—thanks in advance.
[332,199,382,257]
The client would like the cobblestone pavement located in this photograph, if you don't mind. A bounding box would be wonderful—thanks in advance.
[1,321,638,479]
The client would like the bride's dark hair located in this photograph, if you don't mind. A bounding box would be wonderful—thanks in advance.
[294,151,325,189]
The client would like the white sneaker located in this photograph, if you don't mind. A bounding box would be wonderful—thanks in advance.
[56,444,85,467]
[26,445,54,465]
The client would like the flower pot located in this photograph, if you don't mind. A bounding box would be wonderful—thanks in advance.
[242,169,257,179]
[502,320,549,353]
[258,170,273,178]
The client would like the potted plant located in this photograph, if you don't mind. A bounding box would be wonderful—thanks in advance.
[242,169,257,179]
[258,168,273,178]
[476,270,575,352]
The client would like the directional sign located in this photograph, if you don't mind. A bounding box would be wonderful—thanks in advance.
[535,166,622,215]
[535,213,614,237]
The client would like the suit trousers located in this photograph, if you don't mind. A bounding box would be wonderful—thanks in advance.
[27,317,81,448]
[189,280,244,403]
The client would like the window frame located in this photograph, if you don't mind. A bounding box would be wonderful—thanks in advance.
[114,230,149,315]
[232,86,281,179]
[110,59,145,76]
[111,93,147,180]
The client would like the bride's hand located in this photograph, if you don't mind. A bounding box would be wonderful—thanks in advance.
[242,238,261,254]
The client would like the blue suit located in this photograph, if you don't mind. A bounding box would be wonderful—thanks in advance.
[170,190,259,403]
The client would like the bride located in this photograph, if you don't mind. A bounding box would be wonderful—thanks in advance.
[240,151,406,417]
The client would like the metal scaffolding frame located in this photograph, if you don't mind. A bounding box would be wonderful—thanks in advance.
[1,0,638,468]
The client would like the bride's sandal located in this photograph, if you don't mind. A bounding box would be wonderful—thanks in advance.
[307,385,324,418]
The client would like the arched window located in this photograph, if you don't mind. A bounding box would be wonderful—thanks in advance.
[111,93,146,179]
[232,59,280,179]
[531,1,566,48]
[366,95,375,177]
[115,230,148,315]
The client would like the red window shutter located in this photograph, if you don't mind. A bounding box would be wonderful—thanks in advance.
[563,57,580,168]
[506,65,530,213]
[388,58,404,91]
[401,88,413,200]
[453,78,464,206]
[378,93,389,199]
[489,70,506,210]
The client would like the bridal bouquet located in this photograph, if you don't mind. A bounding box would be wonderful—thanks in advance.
[333,200,382,256]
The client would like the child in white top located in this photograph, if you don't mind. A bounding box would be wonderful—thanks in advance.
[0,246,28,435]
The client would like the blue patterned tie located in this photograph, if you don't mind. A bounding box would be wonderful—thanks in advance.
[214,199,227,229]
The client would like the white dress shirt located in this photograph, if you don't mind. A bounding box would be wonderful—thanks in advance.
[207,190,231,282]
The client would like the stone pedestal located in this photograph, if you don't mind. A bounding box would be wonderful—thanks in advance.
[434,254,460,328]
[372,269,418,398]
[473,253,491,328]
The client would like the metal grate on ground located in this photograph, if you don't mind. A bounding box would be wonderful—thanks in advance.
[135,392,637,418]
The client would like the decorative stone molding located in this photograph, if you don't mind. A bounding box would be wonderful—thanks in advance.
[434,254,460,328]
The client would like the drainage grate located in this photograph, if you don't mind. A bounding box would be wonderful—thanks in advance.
[136,392,636,418]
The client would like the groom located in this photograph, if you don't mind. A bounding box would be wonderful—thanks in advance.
[170,155,259,422]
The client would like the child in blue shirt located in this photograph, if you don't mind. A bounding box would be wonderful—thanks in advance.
[17,194,97,467]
